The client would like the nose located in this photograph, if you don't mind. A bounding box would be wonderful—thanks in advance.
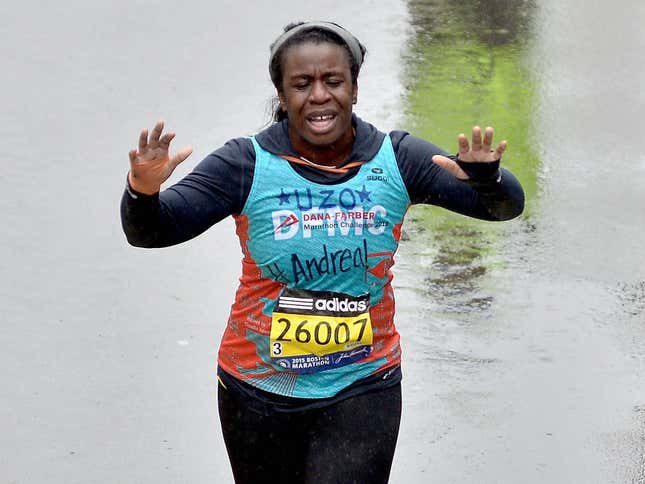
[309,79,331,104]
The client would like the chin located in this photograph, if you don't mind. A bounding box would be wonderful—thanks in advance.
[305,131,342,147]
[302,122,351,148]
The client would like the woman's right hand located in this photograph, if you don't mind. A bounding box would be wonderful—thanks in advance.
[128,120,193,195]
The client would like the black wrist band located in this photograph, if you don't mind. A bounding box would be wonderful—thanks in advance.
[451,155,501,182]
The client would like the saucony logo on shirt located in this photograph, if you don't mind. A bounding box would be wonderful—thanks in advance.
[366,174,389,182]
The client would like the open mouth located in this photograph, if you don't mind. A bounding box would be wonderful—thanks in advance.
[306,112,337,134]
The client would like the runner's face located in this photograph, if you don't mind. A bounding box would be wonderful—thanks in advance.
[278,42,357,151]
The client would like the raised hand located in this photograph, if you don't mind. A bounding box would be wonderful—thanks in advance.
[432,126,507,180]
[128,120,193,195]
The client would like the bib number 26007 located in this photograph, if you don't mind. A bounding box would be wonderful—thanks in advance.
[269,315,371,357]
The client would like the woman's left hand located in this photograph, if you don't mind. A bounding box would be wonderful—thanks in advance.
[432,126,507,180]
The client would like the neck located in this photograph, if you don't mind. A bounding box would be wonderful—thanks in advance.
[288,127,354,167]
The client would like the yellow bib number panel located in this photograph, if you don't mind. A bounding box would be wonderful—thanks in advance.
[269,289,373,373]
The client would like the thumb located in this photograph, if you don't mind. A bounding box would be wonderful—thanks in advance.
[170,146,193,170]
[432,154,468,180]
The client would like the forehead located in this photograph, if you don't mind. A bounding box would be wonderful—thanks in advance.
[281,42,351,75]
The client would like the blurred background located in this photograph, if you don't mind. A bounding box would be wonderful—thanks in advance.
[1,0,644,482]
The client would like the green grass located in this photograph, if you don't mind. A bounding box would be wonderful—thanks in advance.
[400,1,540,268]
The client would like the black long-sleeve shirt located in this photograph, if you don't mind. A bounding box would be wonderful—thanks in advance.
[121,115,524,247]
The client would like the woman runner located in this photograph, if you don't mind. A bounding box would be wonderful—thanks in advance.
[121,21,524,484]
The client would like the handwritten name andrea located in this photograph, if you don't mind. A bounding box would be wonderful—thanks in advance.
[291,239,369,284]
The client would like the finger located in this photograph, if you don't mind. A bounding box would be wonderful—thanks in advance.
[138,128,148,152]
[170,146,193,170]
[148,120,165,147]
[471,126,482,152]
[432,154,468,180]
[159,132,176,149]
[482,126,494,153]
[493,140,507,160]
[128,149,138,165]
[457,133,469,158]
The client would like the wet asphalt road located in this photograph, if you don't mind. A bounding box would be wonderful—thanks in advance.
[1,0,645,483]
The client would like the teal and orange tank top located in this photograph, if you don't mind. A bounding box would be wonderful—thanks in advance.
[218,135,410,398]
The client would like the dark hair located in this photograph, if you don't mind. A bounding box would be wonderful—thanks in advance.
[269,22,367,122]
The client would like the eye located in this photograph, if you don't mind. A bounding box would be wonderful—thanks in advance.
[326,79,342,87]
[290,79,310,91]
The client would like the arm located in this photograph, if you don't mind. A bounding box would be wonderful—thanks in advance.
[391,128,524,221]
[120,121,255,248]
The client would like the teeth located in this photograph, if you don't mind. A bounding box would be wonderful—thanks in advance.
[311,114,334,121]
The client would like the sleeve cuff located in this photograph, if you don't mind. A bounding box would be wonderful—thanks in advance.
[125,173,159,200]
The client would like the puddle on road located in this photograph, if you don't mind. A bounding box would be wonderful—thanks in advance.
[392,1,645,482]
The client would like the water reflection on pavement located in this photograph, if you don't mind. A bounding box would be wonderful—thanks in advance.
[395,1,645,482]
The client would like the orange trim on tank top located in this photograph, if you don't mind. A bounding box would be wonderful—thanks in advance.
[280,155,365,174]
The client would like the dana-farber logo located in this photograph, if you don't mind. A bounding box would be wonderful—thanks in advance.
[272,206,388,240]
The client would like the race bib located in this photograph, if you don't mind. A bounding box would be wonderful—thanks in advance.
[270,288,373,374]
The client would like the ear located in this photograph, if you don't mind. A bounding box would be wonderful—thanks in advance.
[352,82,358,105]
[278,91,287,112]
